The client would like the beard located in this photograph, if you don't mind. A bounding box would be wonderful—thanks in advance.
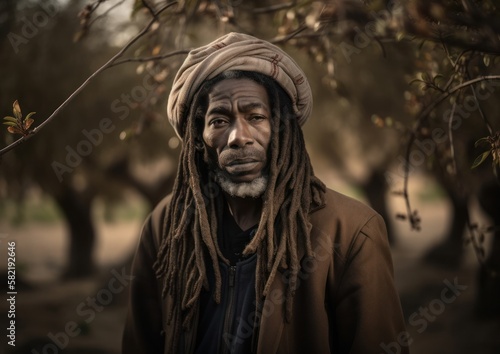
[214,169,268,198]
[201,143,269,198]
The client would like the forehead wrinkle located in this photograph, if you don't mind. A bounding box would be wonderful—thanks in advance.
[207,94,269,113]
[206,91,230,114]
[206,99,268,117]
[205,78,270,116]
[237,101,269,113]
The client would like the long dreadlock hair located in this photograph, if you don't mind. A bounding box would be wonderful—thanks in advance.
[153,70,326,352]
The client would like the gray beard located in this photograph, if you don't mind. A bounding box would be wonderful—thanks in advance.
[214,170,268,198]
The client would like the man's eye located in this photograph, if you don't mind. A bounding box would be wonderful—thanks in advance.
[250,115,265,121]
[209,118,227,126]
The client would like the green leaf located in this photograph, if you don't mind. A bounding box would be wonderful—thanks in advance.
[475,137,490,148]
[25,112,36,121]
[408,78,423,86]
[471,151,491,169]
[3,121,18,126]
[3,116,18,123]
[484,55,490,67]
[433,74,445,85]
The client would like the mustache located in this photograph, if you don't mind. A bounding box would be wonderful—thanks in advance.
[218,148,265,166]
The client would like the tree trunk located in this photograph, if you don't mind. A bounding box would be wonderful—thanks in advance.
[54,187,96,278]
[106,156,176,208]
[476,181,500,318]
[361,170,395,244]
[423,192,468,268]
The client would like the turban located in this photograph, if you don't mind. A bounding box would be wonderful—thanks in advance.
[167,32,313,139]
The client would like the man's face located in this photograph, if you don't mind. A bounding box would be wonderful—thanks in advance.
[202,78,272,187]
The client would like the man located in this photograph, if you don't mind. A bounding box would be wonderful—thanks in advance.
[123,32,408,354]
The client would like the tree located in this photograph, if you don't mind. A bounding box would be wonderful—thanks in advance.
[1,0,499,314]
[0,0,179,277]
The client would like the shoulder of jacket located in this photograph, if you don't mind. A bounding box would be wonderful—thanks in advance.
[142,194,173,251]
[309,188,386,261]
[150,194,173,222]
[311,188,379,226]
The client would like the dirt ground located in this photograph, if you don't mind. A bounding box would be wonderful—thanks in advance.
[1,178,499,354]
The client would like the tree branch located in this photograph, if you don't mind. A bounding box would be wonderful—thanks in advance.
[88,0,126,28]
[0,2,178,157]
[400,74,500,230]
[253,2,296,14]
[466,64,495,135]
[448,99,458,175]
[270,25,308,44]
[109,48,190,67]
[141,0,158,19]
[415,75,500,130]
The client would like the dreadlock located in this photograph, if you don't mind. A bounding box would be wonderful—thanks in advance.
[153,70,326,352]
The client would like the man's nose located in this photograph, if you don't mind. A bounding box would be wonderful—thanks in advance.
[228,118,253,148]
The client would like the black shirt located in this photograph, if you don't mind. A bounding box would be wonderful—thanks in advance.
[195,203,258,354]
[218,203,257,265]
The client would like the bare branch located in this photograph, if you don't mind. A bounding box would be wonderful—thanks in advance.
[270,25,308,44]
[141,0,158,19]
[442,41,456,67]
[109,49,191,67]
[466,64,495,135]
[415,75,500,129]
[399,74,500,230]
[88,0,126,28]
[0,2,178,157]
[448,99,458,175]
[253,2,296,14]
[404,1,500,54]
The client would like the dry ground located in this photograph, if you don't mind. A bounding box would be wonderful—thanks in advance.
[1,175,499,354]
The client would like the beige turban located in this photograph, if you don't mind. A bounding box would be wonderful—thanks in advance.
[167,32,313,139]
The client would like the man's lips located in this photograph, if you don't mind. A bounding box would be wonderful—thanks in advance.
[224,159,260,174]
[227,158,258,166]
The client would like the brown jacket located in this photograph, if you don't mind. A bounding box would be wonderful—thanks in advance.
[123,188,409,354]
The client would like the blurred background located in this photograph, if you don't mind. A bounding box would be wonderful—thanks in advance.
[0,0,499,353]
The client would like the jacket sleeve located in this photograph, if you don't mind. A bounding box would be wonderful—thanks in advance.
[122,214,165,354]
[333,214,409,354]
